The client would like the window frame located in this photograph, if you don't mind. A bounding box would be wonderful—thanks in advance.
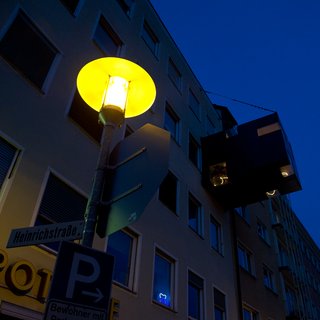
[263,265,275,292]
[106,228,139,291]
[189,89,201,120]
[188,192,203,237]
[213,287,226,320]
[0,9,60,92]
[237,243,254,275]
[243,305,259,320]
[168,58,182,91]
[116,0,135,17]
[189,133,201,169]
[158,170,178,214]
[92,15,123,56]
[210,216,223,254]
[34,170,87,253]
[164,103,180,143]
[141,20,159,57]
[188,270,204,320]
[257,219,269,244]
[152,247,176,310]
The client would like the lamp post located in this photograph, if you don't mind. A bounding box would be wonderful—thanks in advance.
[77,57,156,247]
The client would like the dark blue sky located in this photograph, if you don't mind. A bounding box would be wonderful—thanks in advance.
[150,0,320,246]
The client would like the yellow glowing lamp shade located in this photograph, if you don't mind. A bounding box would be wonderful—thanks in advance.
[77,57,156,118]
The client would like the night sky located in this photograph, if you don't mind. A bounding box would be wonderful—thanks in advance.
[150,0,320,246]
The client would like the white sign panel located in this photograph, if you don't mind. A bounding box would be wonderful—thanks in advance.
[6,220,84,248]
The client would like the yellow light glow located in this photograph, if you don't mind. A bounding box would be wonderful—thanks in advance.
[77,57,156,118]
[103,76,129,112]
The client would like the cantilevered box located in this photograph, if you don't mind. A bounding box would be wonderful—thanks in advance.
[201,113,301,209]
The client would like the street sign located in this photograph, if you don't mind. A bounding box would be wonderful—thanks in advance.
[44,241,114,320]
[6,220,84,248]
[96,123,170,237]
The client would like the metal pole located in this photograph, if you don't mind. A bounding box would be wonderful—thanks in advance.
[81,122,117,247]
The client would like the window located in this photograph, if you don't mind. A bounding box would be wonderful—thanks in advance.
[189,90,200,119]
[141,21,159,56]
[257,220,269,243]
[210,216,222,254]
[68,89,102,142]
[159,171,178,214]
[116,0,135,16]
[0,136,18,193]
[125,125,134,137]
[188,271,204,320]
[188,193,202,236]
[243,306,258,320]
[238,244,254,274]
[106,229,138,290]
[206,116,216,135]
[214,288,226,320]
[189,133,200,168]
[35,173,87,251]
[164,103,180,142]
[93,16,123,56]
[235,206,250,223]
[153,249,175,308]
[0,10,59,90]
[59,0,81,14]
[168,58,181,90]
[263,266,274,291]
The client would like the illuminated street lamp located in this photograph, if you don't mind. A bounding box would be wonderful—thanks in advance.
[77,57,156,247]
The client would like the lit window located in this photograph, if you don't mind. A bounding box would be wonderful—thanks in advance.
[243,306,258,320]
[210,216,222,254]
[189,133,200,168]
[168,58,181,90]
[59,0,81,14]
[238,244,254,274]
[159,171,178,214]
[263,266,275,291]
[189,90,200,119]
[188,193,202,236]
[107,229,138,290]
[35,173,87,251]
[0,136,19,193]
[93,16,123,56]
[164,103,180,142]
[214,288,226,320]
[68,90,102,142]
[188,271,204,320]
[0,10,59,90]
[153,249,175,308]
[116,0,135,16]
[141,20,159,56]
[257,220,269,243]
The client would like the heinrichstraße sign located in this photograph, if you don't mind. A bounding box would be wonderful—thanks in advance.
[6,220,84,248]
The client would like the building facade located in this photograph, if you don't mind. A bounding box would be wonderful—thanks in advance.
[0,1,318,320]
